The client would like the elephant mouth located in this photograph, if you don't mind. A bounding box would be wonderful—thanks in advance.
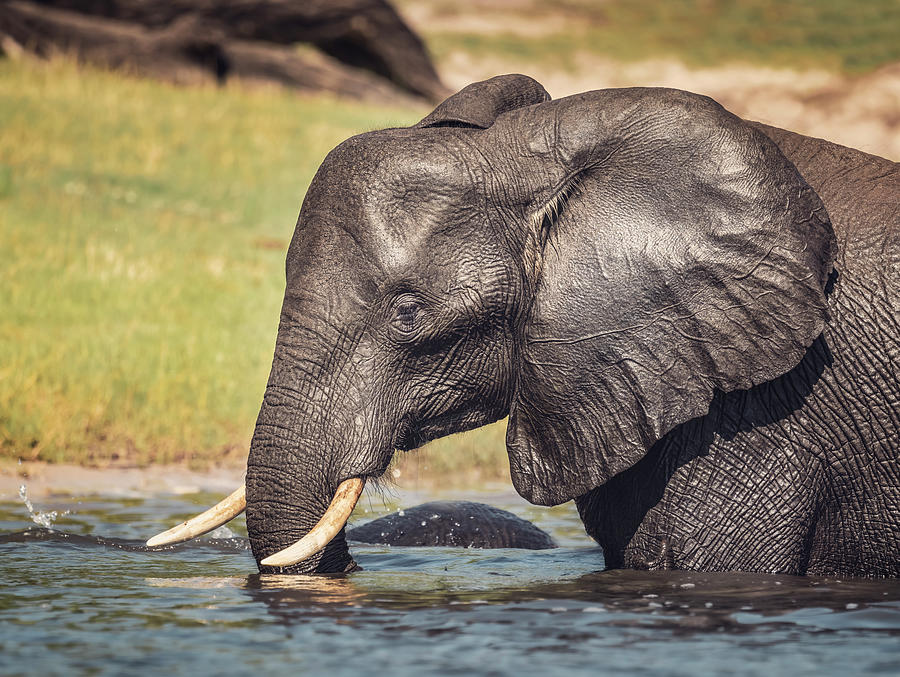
[145,478,366,570]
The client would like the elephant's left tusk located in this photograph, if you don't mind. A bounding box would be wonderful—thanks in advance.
[260,477,365,568]
[146,486,246,547]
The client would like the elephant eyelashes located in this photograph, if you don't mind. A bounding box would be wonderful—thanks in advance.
[530,173,583,249]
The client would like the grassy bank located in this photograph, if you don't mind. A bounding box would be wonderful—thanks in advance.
[404,0,900,75]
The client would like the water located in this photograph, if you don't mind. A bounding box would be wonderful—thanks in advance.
[2,487,899,676]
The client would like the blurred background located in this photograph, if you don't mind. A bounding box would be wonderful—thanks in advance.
[1,0,898,486]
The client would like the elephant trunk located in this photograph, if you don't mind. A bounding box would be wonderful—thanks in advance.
[245,355,363,574]
[243,318,394,574]
[245,400,356,573]
[150,320,385,572]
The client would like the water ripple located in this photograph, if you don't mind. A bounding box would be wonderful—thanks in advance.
[1,493,899,676]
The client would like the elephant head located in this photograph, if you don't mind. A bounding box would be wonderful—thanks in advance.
[148,75,835,573]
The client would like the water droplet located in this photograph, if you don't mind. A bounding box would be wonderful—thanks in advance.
[18,485,65,529]
[209,525,235,539]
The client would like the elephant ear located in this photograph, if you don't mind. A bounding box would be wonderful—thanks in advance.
[502,88,836,506]
[416,74,550,129]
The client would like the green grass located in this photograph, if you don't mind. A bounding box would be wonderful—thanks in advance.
[415,0,900,74]
[0,60,348,461]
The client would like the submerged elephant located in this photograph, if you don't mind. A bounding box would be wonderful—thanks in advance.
[346,501,556,549]
[148,75,899,578]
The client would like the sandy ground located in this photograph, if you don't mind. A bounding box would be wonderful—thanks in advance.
[0,460,514,501]
[0,461,244,500]
[435,54,900,161]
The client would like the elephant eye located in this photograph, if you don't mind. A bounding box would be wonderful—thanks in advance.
[391,298,422,335]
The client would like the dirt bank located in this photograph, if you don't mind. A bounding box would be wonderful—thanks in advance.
[0,458,513,500]
[0,461,244,500]
[435,53,900,160]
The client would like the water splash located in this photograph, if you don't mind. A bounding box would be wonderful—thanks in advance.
[18,485,68,529]
[209,525,236,539]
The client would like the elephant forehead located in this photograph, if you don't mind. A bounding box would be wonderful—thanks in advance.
[343,141,479,274]
[328,127,476,197]
[294,129,493,285]
[362,178,476,272]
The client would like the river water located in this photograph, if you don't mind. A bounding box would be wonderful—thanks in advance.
[2,487,899,676]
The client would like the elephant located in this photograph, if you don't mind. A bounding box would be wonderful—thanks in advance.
[346,501,556,549]
[147,74,899,578]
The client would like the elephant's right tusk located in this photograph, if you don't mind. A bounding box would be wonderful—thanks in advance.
[260,477,364,568]
[146,486,246,547]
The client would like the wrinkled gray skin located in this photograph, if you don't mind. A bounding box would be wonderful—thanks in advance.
[346,501,556,549]
[246,74,899,577]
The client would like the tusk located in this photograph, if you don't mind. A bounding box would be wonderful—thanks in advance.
[146,486,246,547]
[260,477,364,568]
